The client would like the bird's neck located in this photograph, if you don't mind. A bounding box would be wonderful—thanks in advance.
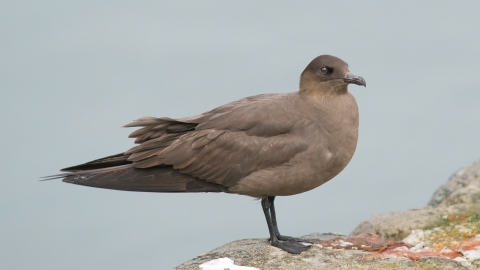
[299,80,349,106]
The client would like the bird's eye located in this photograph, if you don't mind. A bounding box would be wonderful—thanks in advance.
[319,67,329,74]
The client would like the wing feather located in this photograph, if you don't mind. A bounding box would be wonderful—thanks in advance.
[122,93,310,187]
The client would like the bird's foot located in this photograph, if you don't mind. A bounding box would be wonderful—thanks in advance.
[268,235,314,244]
[271,240,311,254]
[277,234,314,244]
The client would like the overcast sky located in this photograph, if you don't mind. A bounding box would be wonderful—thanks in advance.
[1,1,480,269]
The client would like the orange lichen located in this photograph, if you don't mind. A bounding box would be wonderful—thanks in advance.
[423,214,480,251]
[313,215,480,264]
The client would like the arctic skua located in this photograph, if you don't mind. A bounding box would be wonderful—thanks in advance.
[53,55,366,254]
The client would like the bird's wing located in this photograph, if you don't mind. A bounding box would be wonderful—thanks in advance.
[124,93,310,187]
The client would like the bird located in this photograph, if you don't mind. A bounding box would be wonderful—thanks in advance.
[52,54,366,254]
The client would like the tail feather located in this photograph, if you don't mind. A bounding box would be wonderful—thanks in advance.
[61,153,131,172]
[62,166,228,193]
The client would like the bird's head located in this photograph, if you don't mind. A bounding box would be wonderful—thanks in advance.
[299,55,366,96]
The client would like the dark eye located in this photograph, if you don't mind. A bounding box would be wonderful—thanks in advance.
[319,67,329,74]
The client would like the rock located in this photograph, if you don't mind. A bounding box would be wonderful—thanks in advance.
[349,159,480,266]
[351,203,480,241]
[399,215,480,263]
[429,159,480,207]
[350,206,446,240]
[176,159,480,269]
[199,257,260,270]
[351,159,480,241]
[174,237,466,270]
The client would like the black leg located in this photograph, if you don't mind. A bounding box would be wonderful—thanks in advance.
[268,196,313,243]
[261,196,278,242]
[261,197,311,254]
[268,196,281,237]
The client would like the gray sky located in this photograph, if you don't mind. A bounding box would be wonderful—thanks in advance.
[1,1,479,269]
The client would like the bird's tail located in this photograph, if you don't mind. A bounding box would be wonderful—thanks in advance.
[44,163,227,193]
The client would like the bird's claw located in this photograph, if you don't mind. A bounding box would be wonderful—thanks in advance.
[271,240,311,254]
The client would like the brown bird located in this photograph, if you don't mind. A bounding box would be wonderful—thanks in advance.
[53,55,366,254]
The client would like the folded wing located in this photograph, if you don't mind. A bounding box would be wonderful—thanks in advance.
[62,93,310,190]
[126,94,309,187]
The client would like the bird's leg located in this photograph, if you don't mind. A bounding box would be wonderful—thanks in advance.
[261,197,310,254]
[268,196,314,243]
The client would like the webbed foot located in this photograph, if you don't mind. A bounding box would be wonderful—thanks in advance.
[271,240,311,254]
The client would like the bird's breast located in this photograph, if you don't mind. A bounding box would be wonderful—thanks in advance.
[227,93,359,197]
[294,94,359,189]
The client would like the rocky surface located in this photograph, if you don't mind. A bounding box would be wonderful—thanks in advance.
[352,159,480,241]
[428,159,480,207]
[350,204,480,241]
[175,159,480,269]
[175,236,467,270]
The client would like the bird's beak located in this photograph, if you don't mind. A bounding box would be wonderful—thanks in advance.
[344,72,366,87]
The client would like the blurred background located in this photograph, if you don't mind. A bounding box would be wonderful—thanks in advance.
[1,1,479,269]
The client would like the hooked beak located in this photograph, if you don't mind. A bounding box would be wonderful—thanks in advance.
[344,72,366,87]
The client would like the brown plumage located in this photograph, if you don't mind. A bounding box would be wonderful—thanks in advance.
[54,54,366,254]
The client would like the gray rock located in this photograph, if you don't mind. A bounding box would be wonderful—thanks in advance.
[429,159,480,207]
[351,203,480,241]
[174,238,467,270]
[351,159,480,240]
[176,159,480,269]
[350,206,446,240]
[300,232,345,241]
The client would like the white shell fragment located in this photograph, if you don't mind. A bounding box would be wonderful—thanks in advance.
[199,257,260,270]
